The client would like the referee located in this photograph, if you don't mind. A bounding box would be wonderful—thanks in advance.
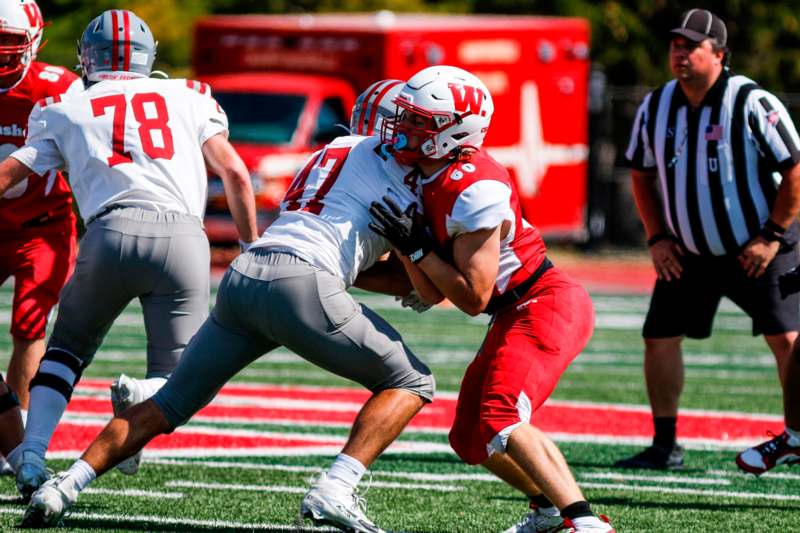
[618,9,800,470]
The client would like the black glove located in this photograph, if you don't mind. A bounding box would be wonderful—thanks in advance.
[369,196,433,263]
[779,266,800,299]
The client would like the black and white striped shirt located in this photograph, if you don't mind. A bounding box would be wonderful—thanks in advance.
[626,71,800,256]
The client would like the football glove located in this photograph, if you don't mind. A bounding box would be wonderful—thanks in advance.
[396,290,433,313]
[369,196,433,264]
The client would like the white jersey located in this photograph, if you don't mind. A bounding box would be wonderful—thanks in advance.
[252,135,418,286]
[11,77,227,221]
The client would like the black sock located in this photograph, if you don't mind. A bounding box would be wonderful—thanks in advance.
[653,416,677,449]
[529,493,554,509]
[561,501,593,520]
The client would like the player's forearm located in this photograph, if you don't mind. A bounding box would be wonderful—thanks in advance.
[353,257,414,296]
[416,253,488,316]
[396,256,444,304]
[221,169,259,243]
[0,157,33,197]
[771,163,800,230]
[631,170,669,239]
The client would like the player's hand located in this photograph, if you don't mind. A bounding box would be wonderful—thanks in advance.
[369,196,433,264]
[738,236,779,278]
[650,238,684,281]
[395,290,433,313]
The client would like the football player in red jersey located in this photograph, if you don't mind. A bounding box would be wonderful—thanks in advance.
[370,66,614,533]
[0,0,82,474]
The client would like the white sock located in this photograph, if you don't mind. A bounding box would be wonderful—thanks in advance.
[66,459,96,491]
[24,384,70,458]
[785,426,800,446]
[327,453,366,490]
[572,516,607,529]
[20,408,27,426]
[137,377,167,399]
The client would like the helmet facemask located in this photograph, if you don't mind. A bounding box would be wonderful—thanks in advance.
[381,100,469,166]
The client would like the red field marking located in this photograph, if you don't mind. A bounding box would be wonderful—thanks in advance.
[66,381,782,455]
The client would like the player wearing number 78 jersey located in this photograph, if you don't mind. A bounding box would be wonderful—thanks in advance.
[0,9,258,502]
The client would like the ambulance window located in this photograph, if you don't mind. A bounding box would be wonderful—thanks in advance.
[213,92,306,145]
[312,97,348,145]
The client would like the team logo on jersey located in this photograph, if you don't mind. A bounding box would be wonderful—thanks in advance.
[0,124,26,138]
[461,163,476,173]
[448,83,486,116]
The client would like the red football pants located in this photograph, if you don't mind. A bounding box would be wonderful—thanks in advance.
[448,268,595,465]
[0,232,76,340]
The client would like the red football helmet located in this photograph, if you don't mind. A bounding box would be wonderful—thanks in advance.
[0,0,43,87]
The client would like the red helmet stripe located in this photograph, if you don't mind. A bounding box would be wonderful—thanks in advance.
[122,10,131,72]
[355,81,383,135]
[110,10,119,71]
[365,80,402,136]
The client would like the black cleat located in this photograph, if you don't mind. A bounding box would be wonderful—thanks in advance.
[613,444,684,470]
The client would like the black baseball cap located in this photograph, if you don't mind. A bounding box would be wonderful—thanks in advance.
[670,9,727,46]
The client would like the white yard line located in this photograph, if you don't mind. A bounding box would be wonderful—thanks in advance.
[0,507,336,531]
[580,481,800,501]
[706,469,800,481]
[166,479,463,493]
[579,472,730,486]
[83,487,184,499]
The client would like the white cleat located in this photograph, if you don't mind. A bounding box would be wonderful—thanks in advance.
[299,471,385,533]
[20,472,79,528]
[110,374,146,475]
[16,451,50,501]
[502,507,565,532]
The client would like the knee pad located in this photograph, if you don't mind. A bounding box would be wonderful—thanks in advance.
[0,374,20,414]
[29,348,85,402]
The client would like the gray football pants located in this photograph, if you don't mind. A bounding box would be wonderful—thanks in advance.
[48,207,210,377]
[153,249,435,428]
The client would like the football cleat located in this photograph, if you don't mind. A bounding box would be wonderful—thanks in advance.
[19,472,78,528]
[110,374,146,475]
[613,444,683,470]
[736,431,800,475]
[16,451,50,501]
[299,471,385,533]
[563,515,615,533]
[502,507,564,533]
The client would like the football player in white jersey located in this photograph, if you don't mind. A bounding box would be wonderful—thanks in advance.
[16,79,434,532]
[0,9,258,502]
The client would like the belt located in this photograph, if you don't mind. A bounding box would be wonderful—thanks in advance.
[483,257,553,315]
[86,204,128,225]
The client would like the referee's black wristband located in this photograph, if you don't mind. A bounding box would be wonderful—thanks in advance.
[759,225,787,244]
[764,219,787,236]
[646,233,672,247]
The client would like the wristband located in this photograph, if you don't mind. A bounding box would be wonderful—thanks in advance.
[408,246,431,264]
[764,219,787,235]
[646,233,671,247]
[759,226,786,244]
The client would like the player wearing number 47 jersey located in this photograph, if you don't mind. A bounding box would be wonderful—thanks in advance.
[0,9,258,504]
[16,79,435,532]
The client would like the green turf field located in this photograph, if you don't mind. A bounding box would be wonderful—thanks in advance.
[0,282,797,532]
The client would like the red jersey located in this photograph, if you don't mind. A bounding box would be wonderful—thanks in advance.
[0,62,82,236]
[421,149,547,300]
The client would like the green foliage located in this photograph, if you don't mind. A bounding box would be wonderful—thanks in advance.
[31,1,800,91]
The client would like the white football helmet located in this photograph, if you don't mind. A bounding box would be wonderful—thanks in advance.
[350,79,403,136]
[0,0,44,87]
[381,65,493,165]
